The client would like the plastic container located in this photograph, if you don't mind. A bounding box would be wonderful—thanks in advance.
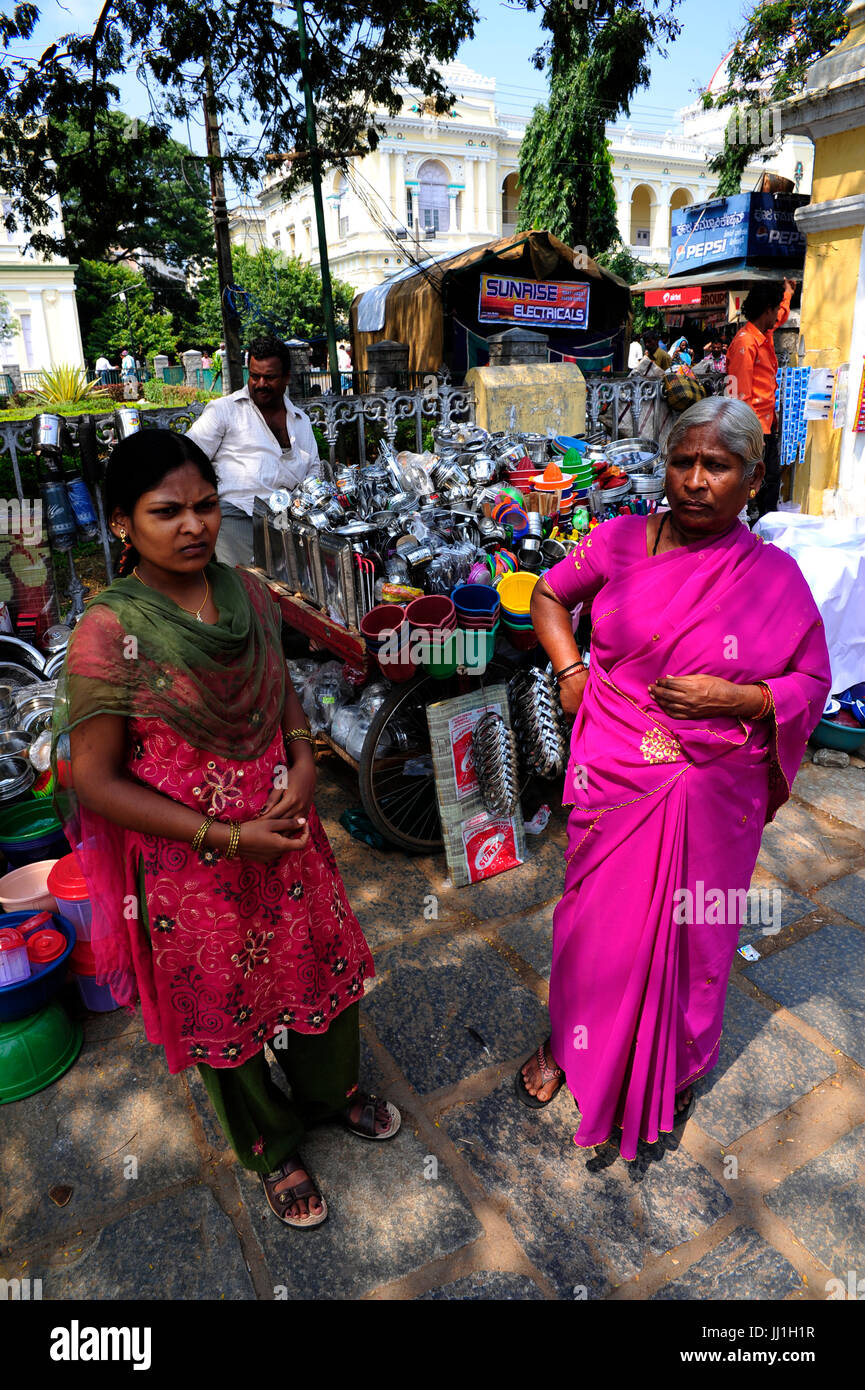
[405,595,457,633]
[69,940,119,1013]
[0,999,83,1104]
[26,928,67,965]
[420,630,460,680]
[0,928,30,985]
[0,910,76,1023]
[374,623,418,683]
[496,571,540,615]
[460,625,498,674]
[0,801,68,869]
[451,584,501,619]
[0,858,58,913]
[810,717,865,754]
[46,853,91,939]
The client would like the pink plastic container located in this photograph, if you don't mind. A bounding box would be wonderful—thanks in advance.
[0,859,59,914]
[47,854,92,941]
[0,927,31,985]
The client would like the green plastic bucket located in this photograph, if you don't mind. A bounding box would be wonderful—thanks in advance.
[0,999,82,1103]
[460,624,498,674]
[421,631,460,679]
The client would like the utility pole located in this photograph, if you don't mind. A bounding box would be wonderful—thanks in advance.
[294,0,340,387]
[203,61,244,393]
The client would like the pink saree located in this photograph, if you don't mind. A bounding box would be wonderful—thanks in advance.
[543,516,830,1158]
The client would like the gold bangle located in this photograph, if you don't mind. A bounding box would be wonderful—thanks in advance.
[191,814,216,852]
[225,820,241,859]
[285,727,314,745]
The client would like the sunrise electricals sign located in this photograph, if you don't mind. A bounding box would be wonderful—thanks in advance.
[478,274,590,329]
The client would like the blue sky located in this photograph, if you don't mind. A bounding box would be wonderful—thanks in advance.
[16,0,752,152]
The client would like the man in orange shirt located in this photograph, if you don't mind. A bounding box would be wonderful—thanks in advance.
[726,278,795,517]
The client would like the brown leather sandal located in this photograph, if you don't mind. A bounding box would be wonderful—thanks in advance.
[342,1091,401,1140]
[261,1158,328,1228]
[515,1039,565,1109]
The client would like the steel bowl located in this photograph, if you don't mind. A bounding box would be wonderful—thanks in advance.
[0,730,30,757]
[605,437,661,474]
[0,755,34,801]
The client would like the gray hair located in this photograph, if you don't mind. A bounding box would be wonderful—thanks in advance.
[665,396,764,478]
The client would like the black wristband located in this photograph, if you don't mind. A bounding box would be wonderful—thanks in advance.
[554,661,586,685]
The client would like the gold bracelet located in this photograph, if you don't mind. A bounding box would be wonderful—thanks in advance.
[191,814,216,852]
[225,820,241,859]
[285,727,314,745]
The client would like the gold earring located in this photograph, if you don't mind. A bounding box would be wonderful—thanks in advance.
[118,527,127,543]
[749,490,756,499]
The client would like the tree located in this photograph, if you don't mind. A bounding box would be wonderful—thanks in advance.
[194,247,355,347]
[516,0,681,256]
[43,111,213,271]
[703,0,849,195]
[0,0,478,252]
[0,291,17,343]
[76,261,178,363]
[595,243,666,334]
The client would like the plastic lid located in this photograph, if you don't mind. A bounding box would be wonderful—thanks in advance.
[532,463,569,492]
[70,940,95,975]
[47,852,89,901]
[0,927,25,952]
[26,928,66,963]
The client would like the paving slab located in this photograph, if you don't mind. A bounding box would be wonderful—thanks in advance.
[694,987,837,1145]
[737,866,817,947]
[815,871,865,928]
[38,1185,255,1300]
[744,921,865,1067]
[418,1271,545,1300]
[361,931,549,1094]
[443,1081,732,1299]
[236,1120,482,1300]
[757,799,865,892]
[792,762,865,833]
[498,903,555,981]
[0,1013,201,1252]
[651,1226,802,1301]
[764,1123,865,1284]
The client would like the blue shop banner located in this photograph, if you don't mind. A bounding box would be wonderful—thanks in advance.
[669,193,809,274]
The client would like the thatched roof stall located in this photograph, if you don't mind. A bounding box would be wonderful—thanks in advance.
[350,231,632,376]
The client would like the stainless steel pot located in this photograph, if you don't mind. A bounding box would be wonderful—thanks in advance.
[521,434,550,465]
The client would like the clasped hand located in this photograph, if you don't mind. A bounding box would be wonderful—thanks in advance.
[237,761,317,861]
[648,674,754,720]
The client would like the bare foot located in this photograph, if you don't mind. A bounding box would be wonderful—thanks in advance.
[520,1039,564,1103]
[675,1087,693,1115]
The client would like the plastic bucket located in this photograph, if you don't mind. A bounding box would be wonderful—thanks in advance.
[46,853,91,940]
[69,940,119,1013]
[406,595,457,633]
[373,621,418,684]
[0,802,68,869]
[0,999,83,1104]
[0,859,58,914]
[460,625,498,674]
[420,631,460,679]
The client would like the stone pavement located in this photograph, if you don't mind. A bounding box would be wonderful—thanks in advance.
[2,753,865,1302]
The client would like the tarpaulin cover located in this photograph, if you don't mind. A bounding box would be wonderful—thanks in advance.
[754,513,865,693]
[350,231,631,374]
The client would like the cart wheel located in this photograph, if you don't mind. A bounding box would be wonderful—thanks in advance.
[358,661,514,854]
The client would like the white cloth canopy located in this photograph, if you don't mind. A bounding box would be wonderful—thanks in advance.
[754,512,865,694]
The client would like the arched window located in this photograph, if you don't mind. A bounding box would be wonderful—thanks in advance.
[334,173,349,239]
[668,188,694,244]
[501,173,520,234]
[629,184,655,248]
[418,160,450,235]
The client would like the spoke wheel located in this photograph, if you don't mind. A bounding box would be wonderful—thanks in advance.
[358,660,514,854]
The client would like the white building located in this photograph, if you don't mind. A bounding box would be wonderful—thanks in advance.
[0,194,85,381]
[232,53,815,295]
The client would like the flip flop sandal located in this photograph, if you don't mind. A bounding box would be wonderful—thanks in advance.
[261,1161,328,1228]
[343,1092,401,1140]
[515,1042,565,1109]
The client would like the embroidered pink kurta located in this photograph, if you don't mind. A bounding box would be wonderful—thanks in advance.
[543,516,830,1158]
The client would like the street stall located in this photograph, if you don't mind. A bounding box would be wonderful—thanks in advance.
[350,230,632,377]
[248,424,667,859]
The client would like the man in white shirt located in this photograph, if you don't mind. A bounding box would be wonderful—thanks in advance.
[186,335,320,567]
[94,353,114,384]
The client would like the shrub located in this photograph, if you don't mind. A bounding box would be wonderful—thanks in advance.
[29,363,109,406]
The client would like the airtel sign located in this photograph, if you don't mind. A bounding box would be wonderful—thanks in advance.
[645,286,703,307]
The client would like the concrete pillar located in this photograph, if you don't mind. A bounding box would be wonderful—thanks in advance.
[464,158,476,233]
[367,339,409,390]
[154,354,170,380]
[286,340,311,399]
[486,328,549,366]
[393,151,406,221]
[182,349,202,387]
[5,363,21,391]
[447,187,459,234]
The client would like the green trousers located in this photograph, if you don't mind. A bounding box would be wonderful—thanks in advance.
[137,848,360,1175]
[197,1004,360,1174]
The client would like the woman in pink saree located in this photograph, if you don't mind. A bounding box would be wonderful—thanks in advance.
[517,397,831,1160]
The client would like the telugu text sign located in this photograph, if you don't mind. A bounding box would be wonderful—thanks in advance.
[478,275,590,329]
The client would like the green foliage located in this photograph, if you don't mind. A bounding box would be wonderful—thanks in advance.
[0,290,16,343]
[704,0,849,193]
[195,247,355,345]
[594,242,665,334]
[141,379,217,407]
[516,1,681,256]
[76,261,179,364]
[29,363,108,405]
[0,0,478,244]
